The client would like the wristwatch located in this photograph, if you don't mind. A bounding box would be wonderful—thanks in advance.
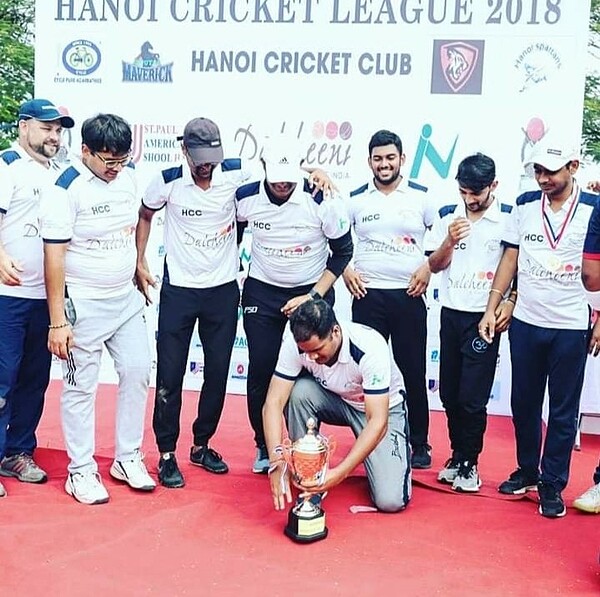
[308,289,322,300]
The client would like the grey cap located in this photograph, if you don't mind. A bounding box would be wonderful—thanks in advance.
[179,117,224,165]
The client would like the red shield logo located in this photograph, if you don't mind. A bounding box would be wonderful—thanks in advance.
[440,42,479,93]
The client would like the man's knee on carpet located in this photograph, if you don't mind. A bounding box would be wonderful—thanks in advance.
[372,488,410,513]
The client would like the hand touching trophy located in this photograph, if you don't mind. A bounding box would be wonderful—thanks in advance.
[275,418,335,543]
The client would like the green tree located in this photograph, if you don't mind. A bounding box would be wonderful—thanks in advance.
[0,0,34,149]
[583,0,600,160]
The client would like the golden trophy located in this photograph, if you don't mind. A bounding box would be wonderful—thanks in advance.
[276,418,335,543]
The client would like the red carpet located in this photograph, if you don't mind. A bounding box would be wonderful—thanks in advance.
[2,381,600,596]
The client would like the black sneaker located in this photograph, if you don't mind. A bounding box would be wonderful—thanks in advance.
[190,446,229,474]
[498,468,539,495]
[158,453,185,488]
[411,444,432,469]
[538,482,566,518]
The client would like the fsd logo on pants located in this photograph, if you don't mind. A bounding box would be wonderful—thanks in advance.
[430,40,485,95]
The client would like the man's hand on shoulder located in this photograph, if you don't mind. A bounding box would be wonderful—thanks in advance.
[587,181,600,194]
[306,169,338,197]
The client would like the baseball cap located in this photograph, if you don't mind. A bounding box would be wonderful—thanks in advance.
[524,136,580,171]
[18,98,74,128]
[262,135,303,183]
[179,117,223,164]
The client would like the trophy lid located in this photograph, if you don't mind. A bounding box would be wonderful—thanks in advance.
[293,418,327,454]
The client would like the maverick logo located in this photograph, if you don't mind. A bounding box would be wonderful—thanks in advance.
[122,41,173,83]
[431,40,485,95]
[515,43,562,93]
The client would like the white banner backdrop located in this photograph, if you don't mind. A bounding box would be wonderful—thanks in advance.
[35,0,597,416]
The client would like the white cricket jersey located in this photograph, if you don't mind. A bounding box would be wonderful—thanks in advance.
[424,197,512,312]
[235,178,350,287]
[504,185,597,329]
[41,159,139,299]
[142,159,252,288]
[0,144,61,299]
[346,178,435,289]
[274,321,405,412]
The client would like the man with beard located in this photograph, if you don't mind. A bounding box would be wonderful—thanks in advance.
[425,153,514,492]
[479,137,600,517]
[136,118,253,487]
[0,99,74,497]
[343,129,435,469]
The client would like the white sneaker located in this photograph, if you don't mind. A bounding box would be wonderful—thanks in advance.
[573,483,600,513]
[437,458,461,484]
[0,479,6,497]
[452,462,482,493]
[65,471,109,505]
[110,451,156,491]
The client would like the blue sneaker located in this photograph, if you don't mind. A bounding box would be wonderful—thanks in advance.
[252,446,269,474]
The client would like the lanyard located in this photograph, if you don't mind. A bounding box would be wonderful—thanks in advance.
[541,182,580,250]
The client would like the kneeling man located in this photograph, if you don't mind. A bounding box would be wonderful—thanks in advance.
[263,299,411,512]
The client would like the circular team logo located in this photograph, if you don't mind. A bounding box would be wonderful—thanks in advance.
[471,337,489,354]
[62,40,101,76]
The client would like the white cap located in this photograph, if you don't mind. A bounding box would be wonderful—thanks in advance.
[524,136,580,171]
[262,135,303,183]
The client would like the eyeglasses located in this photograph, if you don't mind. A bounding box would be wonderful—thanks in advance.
[92,152,132,169]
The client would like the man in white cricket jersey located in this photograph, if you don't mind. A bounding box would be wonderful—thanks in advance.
[135,118,254,488]
[236,136,353,474]
[263,299,411,512]
[479,137,600,517]
[0,99,74,498]
[42,113,155,505]
[426,153,514,492]
[343,130,434,469]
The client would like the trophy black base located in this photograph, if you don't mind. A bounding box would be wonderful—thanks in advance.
[284,507,328,543]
